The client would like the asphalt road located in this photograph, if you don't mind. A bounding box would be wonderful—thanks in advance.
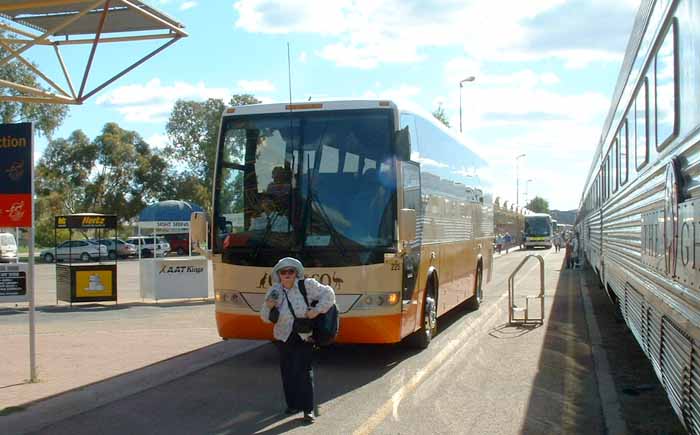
[18,249,682,435]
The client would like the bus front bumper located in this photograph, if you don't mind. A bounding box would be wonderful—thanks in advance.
[216,312,403,344]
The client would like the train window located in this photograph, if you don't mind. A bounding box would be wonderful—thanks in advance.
[656,19,678,150]
[608,156,613,197]
[619,120,629,185]
[635,80,649,170]
[612,139,618,193]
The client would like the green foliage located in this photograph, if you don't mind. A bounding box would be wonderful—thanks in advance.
[35,123,172,244]
[526,196,550,214]
[432,104,451,128]
[164,94,260,211]
[0,32,68,137]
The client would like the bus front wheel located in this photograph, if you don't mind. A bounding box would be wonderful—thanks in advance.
[466,264,483,311]
[408,287,437,349]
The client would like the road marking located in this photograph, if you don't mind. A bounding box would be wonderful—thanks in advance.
[353,251,551,435]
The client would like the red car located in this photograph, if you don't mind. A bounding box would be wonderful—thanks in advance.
[160,233,191,256]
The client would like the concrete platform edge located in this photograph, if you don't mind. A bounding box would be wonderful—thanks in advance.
[2,339,267,434]
[579,272,628,435]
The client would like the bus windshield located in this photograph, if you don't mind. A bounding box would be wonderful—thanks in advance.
[214,109,397,267]
[524,217,552,237]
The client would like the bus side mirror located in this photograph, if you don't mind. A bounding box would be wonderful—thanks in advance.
[394,127,411,161]
[399,208,416,246]
[190,212,210,256]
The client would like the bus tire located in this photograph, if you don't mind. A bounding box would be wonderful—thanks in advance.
[408,281,437,349]
[466,263,483,311]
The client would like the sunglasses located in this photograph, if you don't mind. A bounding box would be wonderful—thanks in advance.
[279,269,296,276]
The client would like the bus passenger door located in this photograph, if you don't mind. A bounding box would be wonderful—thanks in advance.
[400,160,422,332]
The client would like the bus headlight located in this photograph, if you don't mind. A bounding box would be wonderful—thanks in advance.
[355,292,400,309]
[216,290,249,308]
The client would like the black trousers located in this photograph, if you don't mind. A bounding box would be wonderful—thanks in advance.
[276,333,314,413]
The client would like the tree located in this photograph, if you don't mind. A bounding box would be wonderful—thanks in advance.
[35,124,173,244]
[0,31,69,137]
[526,196,550,214]
[164,94,261,211]
[432,104,450,128]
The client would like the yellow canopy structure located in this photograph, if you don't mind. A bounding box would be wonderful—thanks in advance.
[0,0,188,104]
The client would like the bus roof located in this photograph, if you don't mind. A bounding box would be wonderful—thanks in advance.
[526,213,552,218]
[223,99,397,116]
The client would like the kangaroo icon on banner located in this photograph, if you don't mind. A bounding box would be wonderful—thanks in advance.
[0,123,33,228]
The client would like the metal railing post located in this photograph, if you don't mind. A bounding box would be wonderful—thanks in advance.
[508,254,545,324]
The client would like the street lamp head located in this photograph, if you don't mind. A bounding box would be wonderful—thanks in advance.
[516,153,526,159]
[460,76,476,86]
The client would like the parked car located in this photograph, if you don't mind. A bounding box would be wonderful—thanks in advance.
[126,236,170,257]
[0,232,18,263]
[92,238,137,259]
[40,240,108,263]
[159,233,191,256]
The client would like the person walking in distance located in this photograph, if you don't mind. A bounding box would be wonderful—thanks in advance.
[259,257,336,424]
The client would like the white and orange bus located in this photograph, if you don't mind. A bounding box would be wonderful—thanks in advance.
[193,99,493,348]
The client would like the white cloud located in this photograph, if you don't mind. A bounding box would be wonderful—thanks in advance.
[362,84,421,100]
[236,79,276,93]
[146,133,169,149]
[233,0,635,69]
[96,78,230,123]
[180,1,197,10]
[298,51,308,63]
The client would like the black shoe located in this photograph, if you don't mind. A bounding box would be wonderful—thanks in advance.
[285,407,299,415]
[302,412,315,424]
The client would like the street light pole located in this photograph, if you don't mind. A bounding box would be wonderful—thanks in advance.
[516,153,526,210]
[525,178,533,207]
[459,76,476,133]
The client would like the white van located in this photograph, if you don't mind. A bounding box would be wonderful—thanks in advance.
[0,232,18,262]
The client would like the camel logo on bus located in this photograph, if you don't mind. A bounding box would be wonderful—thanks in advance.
[256,272,344,289]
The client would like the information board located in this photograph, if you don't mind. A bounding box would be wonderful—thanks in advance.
[0,263,28,302]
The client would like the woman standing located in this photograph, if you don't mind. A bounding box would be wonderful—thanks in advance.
[259,257,336,424]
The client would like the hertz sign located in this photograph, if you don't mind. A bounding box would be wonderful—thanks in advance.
[0,123,33,228]
[55,214,117,229]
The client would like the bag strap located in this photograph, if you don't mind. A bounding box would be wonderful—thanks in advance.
[297,279,310,307]
[282,288,299,319]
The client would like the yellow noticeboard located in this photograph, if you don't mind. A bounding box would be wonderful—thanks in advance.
[75,270,114,298]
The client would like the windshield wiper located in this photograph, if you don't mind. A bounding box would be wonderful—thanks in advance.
[301,146,349,258]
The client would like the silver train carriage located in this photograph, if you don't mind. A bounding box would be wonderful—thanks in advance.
[577,0,700,431]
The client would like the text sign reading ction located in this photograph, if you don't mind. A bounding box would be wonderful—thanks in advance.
[642,200,700,289]
[0,123,32,227]
[0,263,28,302]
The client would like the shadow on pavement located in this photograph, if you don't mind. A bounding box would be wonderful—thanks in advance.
[26,299,483,434]
[519,259,604,434]
[488,322,542,339]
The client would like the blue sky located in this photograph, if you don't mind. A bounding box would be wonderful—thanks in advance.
[28,0,640,210]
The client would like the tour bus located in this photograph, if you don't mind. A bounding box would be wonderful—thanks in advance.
[576,0,700,430]
[193,99,494,348]
[523,213,553,249]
